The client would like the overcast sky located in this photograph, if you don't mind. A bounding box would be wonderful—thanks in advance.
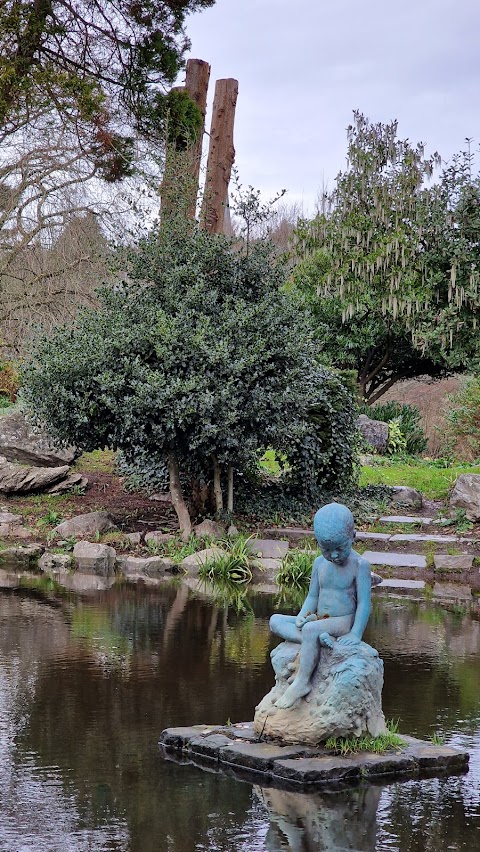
[181,0,480,214]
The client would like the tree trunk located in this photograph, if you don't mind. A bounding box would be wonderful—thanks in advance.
[201,78,238,234]
[227,465,234,513]
[160,58,211,223]
[212,453,224,514]
[184,58,211,218]
[168,452,192,541]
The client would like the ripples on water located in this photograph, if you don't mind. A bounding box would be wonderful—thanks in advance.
[0,586,479,850]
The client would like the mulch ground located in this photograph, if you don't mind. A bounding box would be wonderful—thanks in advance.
[70,471,179,532]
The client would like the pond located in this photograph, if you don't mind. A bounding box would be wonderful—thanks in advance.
[0,581,479,851]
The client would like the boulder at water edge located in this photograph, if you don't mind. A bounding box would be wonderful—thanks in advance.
[253,640,386,746]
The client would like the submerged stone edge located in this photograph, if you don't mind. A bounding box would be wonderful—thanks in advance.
[159,724,470,787]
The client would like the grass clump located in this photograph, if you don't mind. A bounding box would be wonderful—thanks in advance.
[276,549,316,590]
[199,535,254,585]
[146,534,202,564]
[325,719,404,755]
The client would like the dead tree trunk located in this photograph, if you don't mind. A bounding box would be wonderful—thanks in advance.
[201,78,238,234]
[168,451,192,541]
[160,58,211,223]
[184,58,211,218]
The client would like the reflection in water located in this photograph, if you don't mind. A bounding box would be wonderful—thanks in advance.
[255,784,381,851]
[0,584,479,850]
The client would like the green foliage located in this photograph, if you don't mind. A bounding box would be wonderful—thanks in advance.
[199,536,254,585]
[360,457,480,499]
[364,401,427,456]
[163,89,203,151]
[430,732,445,745]
[386,419,407,455]
[258,449,289,476]
[146,534,201,564]
[325,719,404,755]
[36,510,63,528]
[0,360,19,401]
[276,549,315,589]
[0,1,215,166]
[292,114,480,402]
[23,221,356,516]
[437,508,474,534]
[443,376,480,461]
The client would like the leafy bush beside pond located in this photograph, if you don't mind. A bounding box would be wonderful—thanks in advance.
[22,221,357,534]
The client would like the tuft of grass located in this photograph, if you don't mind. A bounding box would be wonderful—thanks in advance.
[199,535,254,585]
[37,510,63,528]
[146,534,202,564]
[430,731,445,745]
[276,549,315,589]
[423,541,438,569]
[325,719,404,755]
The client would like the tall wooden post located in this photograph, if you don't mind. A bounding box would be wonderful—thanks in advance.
[201,78,238,234]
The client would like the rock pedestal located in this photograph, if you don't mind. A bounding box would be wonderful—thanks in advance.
[254,640,386,746]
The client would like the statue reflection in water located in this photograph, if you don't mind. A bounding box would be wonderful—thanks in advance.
[254,783,381,851]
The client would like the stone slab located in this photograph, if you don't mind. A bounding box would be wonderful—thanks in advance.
[160,724,469,788]
[376,578,426,591]
[273,751,417,784]
[390,534,458,543]
[251,557,282,583]
[379,516,432,525]
[355,531,391,542]
[262,528,313,542]
[433,554,474,572]
[219,741,312,772]
[363,551,427,568]
[247,539,289,559]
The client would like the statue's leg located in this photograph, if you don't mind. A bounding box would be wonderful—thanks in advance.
[273,615,353,709]
[269,614,302,645]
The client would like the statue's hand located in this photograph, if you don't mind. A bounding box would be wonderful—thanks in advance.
[296,613,316,629]
[337,632,361,647]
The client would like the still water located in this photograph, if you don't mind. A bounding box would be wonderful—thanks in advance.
[0,581,479,851]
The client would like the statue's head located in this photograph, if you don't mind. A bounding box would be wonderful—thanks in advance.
[313,502,355,565]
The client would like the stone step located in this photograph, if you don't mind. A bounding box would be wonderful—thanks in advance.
[389,533,458,543]
[378,515,433,525]
[357,531,461,544]
[363,550,427,568]
[376,578,426,592]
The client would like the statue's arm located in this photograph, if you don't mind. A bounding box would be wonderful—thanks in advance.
[350,559,372,640]
[296,558,320,627]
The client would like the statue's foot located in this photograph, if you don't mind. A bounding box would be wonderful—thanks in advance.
[319,631,335,649]
[274,680,311,709]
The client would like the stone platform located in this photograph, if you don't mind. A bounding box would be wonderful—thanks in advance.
[159,722,469,789]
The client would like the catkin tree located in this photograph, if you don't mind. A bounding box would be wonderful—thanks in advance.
[293,114,480,402]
